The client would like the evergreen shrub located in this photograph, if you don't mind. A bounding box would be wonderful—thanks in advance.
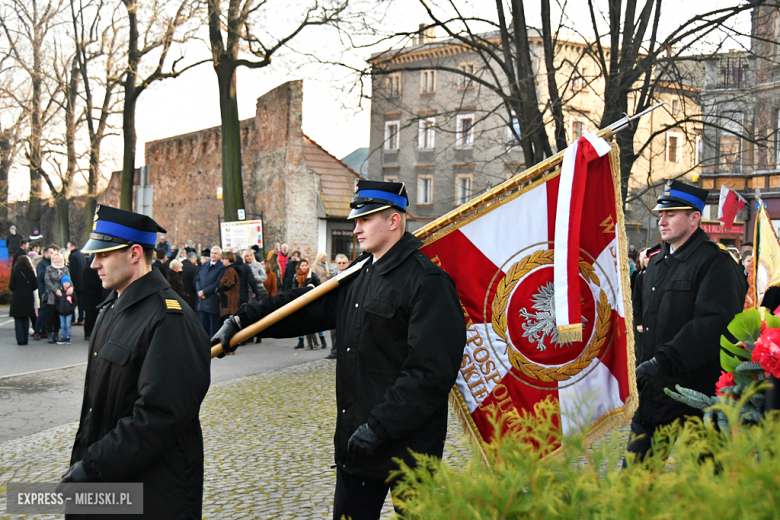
[391,397,780,519]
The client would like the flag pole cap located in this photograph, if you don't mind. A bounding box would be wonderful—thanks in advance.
[653,180,708,212]
[83,205,167,254]
[348,180,409,219]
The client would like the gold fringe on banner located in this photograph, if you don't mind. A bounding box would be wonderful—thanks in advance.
[557,324,583,344]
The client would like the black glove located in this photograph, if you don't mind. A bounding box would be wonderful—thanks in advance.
[60,460,88,483]
[636,357,665,392]
[347,423,383,458]
[211,315,241,358]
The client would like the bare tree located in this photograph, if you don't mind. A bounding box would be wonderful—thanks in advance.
[206,0,349,220]
[0,0,66,229]
[70,0,125,227]
[118,0,205,210]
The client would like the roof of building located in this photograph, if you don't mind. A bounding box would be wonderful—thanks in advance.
[340,147,369,177]
[303,136,362,219]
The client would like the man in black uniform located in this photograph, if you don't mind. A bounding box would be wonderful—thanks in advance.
[60,205,211,519]
[213,180,466,520]
[626,181,747,463]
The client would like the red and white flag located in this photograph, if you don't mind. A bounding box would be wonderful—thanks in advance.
[418,134,636,453]
[718,185,746,228]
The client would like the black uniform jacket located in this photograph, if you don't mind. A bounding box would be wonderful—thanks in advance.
[637,228,747,426]
[69,269,211,519]
[238,232,466,480]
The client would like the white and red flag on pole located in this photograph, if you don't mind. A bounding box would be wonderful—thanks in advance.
[718,185,746,228]
[416,134,637,455]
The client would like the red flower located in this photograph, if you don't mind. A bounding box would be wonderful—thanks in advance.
[715,371,736,397]
[752,325,780,378]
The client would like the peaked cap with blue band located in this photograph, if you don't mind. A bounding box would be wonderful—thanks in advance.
[653,180,708,213]
[348,179,409,219]
[82,205,167,254]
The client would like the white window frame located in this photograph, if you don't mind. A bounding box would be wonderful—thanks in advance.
[418,117,435,150]
[386,73,402,97]
[455,174,473,206]
[420,70,436,94]
[458,63,474,88]
[384,120,400,151]
[572,67,587,91]
[569,116,588,141]
[417,175,433,205]
[456,114,475,148]
[671,99,681,117]
[666,132,684,163]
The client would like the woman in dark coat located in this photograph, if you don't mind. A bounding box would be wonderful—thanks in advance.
[9,254,37,345]
[167,260,189,301]
[218,251,241,318]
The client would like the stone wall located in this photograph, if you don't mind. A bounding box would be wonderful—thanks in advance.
[141,80,319,255]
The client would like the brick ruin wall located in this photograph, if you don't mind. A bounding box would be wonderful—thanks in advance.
[136,80,319,255]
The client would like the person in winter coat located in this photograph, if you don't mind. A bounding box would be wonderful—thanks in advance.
[263,258,277,296]
[61,206,210,520]
[626,181,747,465]
[55,275,77,344]
[292,259,324,350]
[168,260,189,301]
[67,241,86,325]
[33,245,53,340]
[218,251,241,318]
[196,246,225,337]
[268,252,282,286]
[45,252,71,344]
[281,250,301,291]
[181,252,200,311]
[9,254,37,345]
[211,180,465,520]
[82,255,110,341]
[311,252,330,283]
[6,225,21,261]
[233,250,264,306]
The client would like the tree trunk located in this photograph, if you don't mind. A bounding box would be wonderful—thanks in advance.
[216,63,245,220]
[0,129,10,219]
[55,196,70,245]
[86,148,99,229]
[28,49,43,229]
[120,90,137,211]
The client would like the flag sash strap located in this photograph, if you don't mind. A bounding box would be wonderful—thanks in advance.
[416,142,638,461]
[554,133,612,344]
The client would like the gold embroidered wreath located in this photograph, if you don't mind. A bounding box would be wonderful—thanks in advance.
[490,249,611,383]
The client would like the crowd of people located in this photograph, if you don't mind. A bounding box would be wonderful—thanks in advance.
[6,227,345,359]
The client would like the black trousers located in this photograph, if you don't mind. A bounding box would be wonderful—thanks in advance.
[47,304,60,333]
[333,467,401,520]
[14,317,30,345]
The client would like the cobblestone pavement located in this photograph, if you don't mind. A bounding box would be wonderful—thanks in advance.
[0,360,475,519]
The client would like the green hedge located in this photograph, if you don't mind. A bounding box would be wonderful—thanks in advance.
[390,396,780,519]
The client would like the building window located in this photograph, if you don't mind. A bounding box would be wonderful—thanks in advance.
[719,112,743,173]
[418,175,433,205]
[456,114,474,148]
[384,120,400,151]
[455,175,472,206]
[570,117,587,141]
[666,132,683,163]
[331,229,360,261]
[386,74,401,97]
[572,67,587,91]
[459,63,474,88]
[421,70,435,93]
[508,113,521,144]
[418,117,435,150]
[695,136,702,164]
[671,99,681,116]
[383,175,399,182]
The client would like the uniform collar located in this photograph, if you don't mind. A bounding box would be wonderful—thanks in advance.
[104,268,170,313]
[372,232,423,275]
[661,227,709,262]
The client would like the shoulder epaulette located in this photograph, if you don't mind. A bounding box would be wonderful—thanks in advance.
[158,291,184,313]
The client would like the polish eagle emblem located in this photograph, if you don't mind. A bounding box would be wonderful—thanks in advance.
[518,282,587,352]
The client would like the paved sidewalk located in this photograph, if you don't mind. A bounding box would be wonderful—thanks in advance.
[0,360,474,519]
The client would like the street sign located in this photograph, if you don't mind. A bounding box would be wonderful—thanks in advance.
[220,219,263,250]
[237,209,246,220]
